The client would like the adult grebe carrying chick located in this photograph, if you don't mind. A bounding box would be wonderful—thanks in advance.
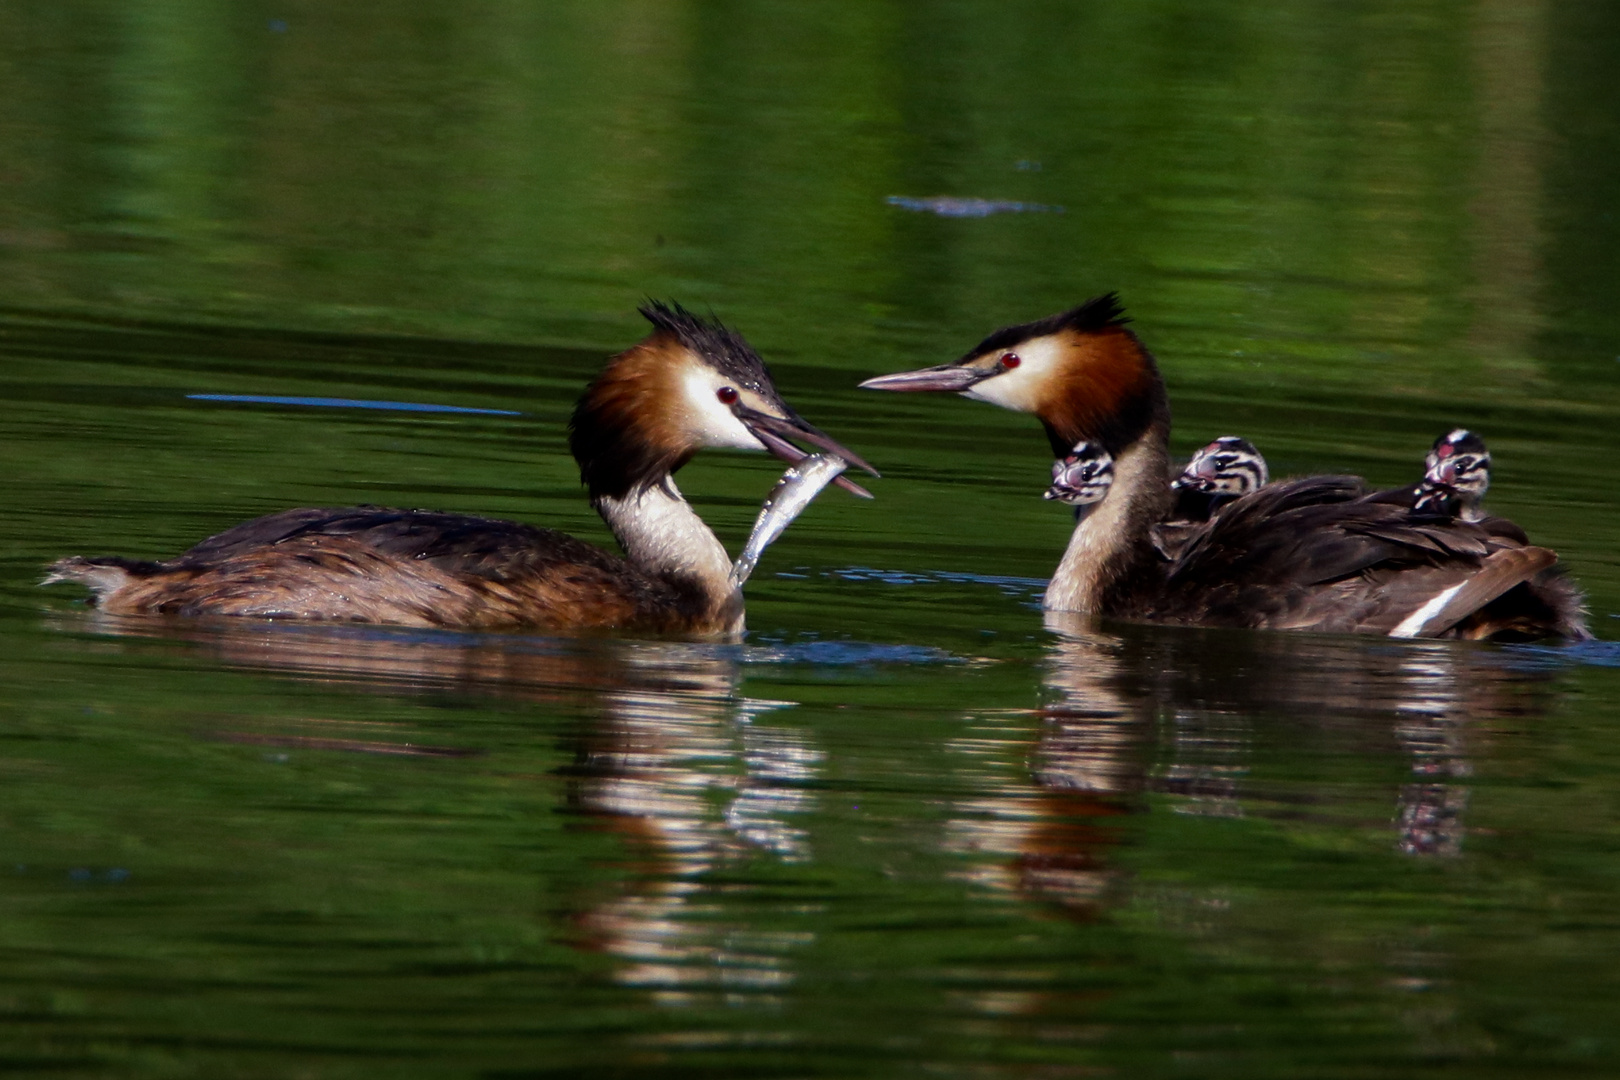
[46,302,877,637]
[861,294,1586,641]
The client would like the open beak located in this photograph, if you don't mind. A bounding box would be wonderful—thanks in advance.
[858,364,989,393]
[734,404,880,499]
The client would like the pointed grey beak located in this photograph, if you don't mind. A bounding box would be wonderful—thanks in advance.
[734,404,879,499]
[859,364,988,393]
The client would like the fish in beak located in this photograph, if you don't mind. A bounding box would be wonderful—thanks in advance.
[732,402,880,498]
[730,454,850,586]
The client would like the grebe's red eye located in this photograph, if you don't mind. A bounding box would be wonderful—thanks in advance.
[717,386,739,405]
[1001,352,1021,369]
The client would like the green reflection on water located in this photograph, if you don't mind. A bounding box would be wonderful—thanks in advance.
[3,0,1620,1076]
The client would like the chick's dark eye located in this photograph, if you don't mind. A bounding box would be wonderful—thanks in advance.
[717,386,739,405]
[1001,352,1021,369]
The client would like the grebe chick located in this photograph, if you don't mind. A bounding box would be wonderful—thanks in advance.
[861,295,1587,641]
[1152,436,1270,560]
[1043,441,1115,512]
[1363,429,1491,519]
[1385,429,1579,638]
[1172,436,1268,516]
[46,302,878,637]
[1414,429,1490,520]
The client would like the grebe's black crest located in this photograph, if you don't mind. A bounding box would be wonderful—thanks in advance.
[861,292,1163,459]
[639,300,784,406]
[961,292,1131,363]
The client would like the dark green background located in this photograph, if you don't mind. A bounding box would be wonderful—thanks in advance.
[2,2,1619,1076]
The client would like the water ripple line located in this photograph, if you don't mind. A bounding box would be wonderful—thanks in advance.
[187,393,522,415]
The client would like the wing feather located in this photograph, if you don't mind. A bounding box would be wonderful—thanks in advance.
[1149,475,1583,638]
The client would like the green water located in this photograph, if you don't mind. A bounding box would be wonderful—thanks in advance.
[5,2,1620,1076]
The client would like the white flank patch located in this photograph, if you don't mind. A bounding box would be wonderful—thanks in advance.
[1389,581,1468,638]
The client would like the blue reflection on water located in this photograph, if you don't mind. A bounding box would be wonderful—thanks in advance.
[160,617,962,671]
[187,394,521,415]
[743,640,960,667]
[1526,639,1620,668]
[886,195,1064,217]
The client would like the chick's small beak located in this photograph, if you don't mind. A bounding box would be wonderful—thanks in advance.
[859,364,989,393]
[733,403,880,499]
[1172,455,1219,492]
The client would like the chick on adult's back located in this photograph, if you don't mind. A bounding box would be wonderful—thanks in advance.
[860,295,1586,642]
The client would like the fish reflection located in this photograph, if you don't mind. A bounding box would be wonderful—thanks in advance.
[45,610,821,1004]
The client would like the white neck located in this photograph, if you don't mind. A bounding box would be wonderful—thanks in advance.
[594,478,743,632]
[1044,434,1169,614]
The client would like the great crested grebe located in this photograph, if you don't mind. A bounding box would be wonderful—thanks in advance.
[861,295,1588,641]
[45,302,877,637]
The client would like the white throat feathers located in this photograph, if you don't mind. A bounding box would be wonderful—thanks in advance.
[1044,433,1170,613]
[593,478,743,632]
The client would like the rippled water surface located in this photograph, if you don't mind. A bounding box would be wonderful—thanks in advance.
[5,2,1620,1076]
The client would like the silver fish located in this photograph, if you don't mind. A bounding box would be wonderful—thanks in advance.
[730,454,850,587]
